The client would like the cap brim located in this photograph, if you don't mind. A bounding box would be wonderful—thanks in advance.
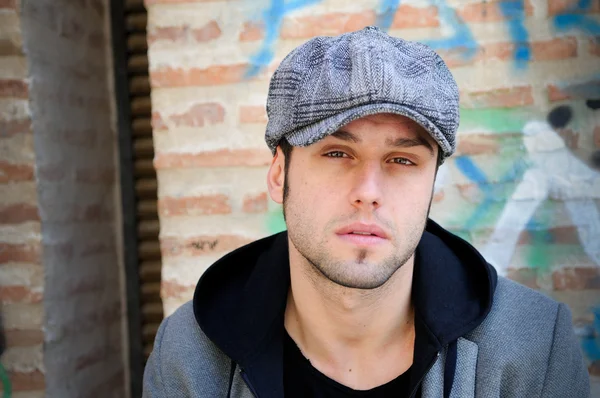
[284,103,453,160]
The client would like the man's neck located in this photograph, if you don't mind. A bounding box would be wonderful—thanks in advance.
[284,244,415,390]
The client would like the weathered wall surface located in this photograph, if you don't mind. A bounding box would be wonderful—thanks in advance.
[1,0,127,396]
[0,0,45,395]
[146,0,600,390]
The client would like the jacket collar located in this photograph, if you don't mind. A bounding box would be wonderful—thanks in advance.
[194,219,497,397]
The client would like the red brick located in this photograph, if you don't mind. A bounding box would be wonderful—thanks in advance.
[456,134,501,156]
[506,268,539,289]
[150,64,256,88]
[152,112,168,131]
[0,0,17,9]
[161,280,191,298]
[240,21,265,42]
[0,161,34,183]
[432,190,444,203]
[530,37,578,60]
[594,126,600,148]
[547,84,572,101]
[240,105,267,124]
[158,194,231,217]
[148,26,187,43]
[4,329,44,347]
[389,5,439,28]
[0,79,28,98]
[0,243,41,264]
[440,37,577,67]
[0,120,31,137]
[10,370,45,391]
[457,1,533,22]
[0,285,42,303]
[161,234,253,257]
[456,183,484,203]
[281,12,377,39]
[148,21,221,44]
[242,192,268,213]
[154,148,272,169]
[462,86,533,108]
[169,103,225,128]
[0,203,40,224]
[548,0,600,15]
[192,20,222,42]
[482,37,577,62]
[552,267,600,290]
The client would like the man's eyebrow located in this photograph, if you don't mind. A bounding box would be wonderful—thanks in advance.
[386,136,434,156]
[330,130,361,143]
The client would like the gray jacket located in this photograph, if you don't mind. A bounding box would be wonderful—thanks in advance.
[144,223,590,397]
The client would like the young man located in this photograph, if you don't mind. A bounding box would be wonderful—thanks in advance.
[143,27,590,397]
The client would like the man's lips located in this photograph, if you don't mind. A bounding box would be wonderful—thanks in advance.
[335,223,389,239]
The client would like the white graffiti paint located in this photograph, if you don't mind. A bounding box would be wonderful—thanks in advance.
[482,120,600,274]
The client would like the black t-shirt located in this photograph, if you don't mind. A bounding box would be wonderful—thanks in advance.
[283,331,411,397]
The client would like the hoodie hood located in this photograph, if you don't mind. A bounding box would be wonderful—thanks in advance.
[193,219,497,397]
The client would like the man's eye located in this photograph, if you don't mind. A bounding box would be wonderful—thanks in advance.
[325,151,348,158]
[390,157,414,165]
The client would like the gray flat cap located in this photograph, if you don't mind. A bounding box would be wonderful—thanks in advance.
[264,26,459,161]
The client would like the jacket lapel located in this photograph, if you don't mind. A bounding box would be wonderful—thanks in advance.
[421,338,478,398]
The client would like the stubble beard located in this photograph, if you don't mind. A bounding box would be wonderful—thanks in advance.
[282,173,431,290]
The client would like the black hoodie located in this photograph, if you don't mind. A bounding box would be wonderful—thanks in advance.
[193,219,498,398]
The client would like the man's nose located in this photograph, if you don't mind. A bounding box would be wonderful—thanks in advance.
[349,163,384,209]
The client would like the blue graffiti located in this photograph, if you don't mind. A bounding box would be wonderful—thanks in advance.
[246,0,600,77]
[581,307,600,361]
[553,0,600,35]
[246,0,402,77]
[377,0,402,32]
[498,0,530,68]
[423,0,477,58]
[454,156,529,230]
[246,0,322,78]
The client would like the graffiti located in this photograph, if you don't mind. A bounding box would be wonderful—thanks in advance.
[548,105,573,129]
[581,306,600,362]
[377,0,402,32]
[191,239,219,251]
[246,0,406,77]
[553,0,600,36]
[246,0,322,77]
[246,0,599,75]
[498,0,530,67]
[424,0,477,58]
[480,119,600,273]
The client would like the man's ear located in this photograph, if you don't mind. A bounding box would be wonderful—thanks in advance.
[267,146,285,205]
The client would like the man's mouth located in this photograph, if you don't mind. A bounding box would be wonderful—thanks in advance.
[335,223,388,245]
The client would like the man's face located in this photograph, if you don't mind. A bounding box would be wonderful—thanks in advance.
[270,113,439,289]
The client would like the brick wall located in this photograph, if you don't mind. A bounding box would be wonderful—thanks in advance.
[0,0,127,396]
[146,0,600,391]
[0,0,45,395]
